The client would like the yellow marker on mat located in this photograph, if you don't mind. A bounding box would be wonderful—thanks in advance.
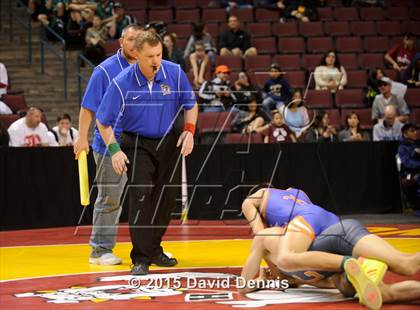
[78,150,90,206]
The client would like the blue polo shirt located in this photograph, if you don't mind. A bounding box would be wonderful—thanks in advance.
[96,60,196,138]
[81,49,129,155]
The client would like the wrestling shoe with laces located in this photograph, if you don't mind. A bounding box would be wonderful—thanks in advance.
[357,257,388,285]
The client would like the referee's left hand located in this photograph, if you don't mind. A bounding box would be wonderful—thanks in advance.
[177,131,194,156]
[111,151,129,175]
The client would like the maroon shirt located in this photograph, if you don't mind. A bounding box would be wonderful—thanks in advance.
[264,124,294,143]
[387,43,416,67]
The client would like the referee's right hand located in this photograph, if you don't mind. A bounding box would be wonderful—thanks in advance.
[73,137,90,159]
[111,151,129,175]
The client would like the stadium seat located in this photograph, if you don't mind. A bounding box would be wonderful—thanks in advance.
[176,38,188,50]
[148,0,172,8]
[167,23,192,38]
[336,37,362,53]
[383,69,399,82]
[360,7,384,21]
[247,23,272,37]
[273,54,301,71]
[173,0,197,8]
[339,53,359,70]
[335,89,366,108]
[359,53,385,69]
[326,0,344,6]
[390,0,418,6]
[403,21,420,35]
[121,0,147,10]
[341,108,374,130]
[216,56,242,71]
[307,37,334,53]
[346,70,368,89]
[302,54,323,71]
[350,21,376,36]
[198,112,232,134]
[318,7,333,21]
[389,35,403,47]
[411,109,420,124]
[333,7,359,21]
[376,21,402,36]
[205,23,219,38]
[305,90,333,109]
[0,114,20,129]
[202,9,226,22]
[385,7,409,21]
[364,36,389,53]
[197,0,212,6]
[228,71,239,85]
[2,94,28,113]
[324,21,350,36]
[409,7,420,20]
[326,109,341,129]
[231,8,254,23]
[175,9,200,23]
[252,71,270,89]
[148,9,173,22]
[244,55,271,72]
[251,37,277,54]
[130,10,146,23]
[278,38,305,54]
[285,71,305,89]
[255,9,279,22]
[299,22,324,37]
[271,22,298,37]
[105,40,119,56]
[405,89,420,108]
[225,133,262,144]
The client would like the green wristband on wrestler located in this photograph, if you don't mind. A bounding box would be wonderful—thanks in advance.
[108,143,121,156]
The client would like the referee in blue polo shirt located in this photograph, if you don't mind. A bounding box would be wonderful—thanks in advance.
[96,31,198,275]
[73,25,143,266]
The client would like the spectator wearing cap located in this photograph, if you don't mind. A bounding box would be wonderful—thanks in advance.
[398,123,420,208]
[367,67,407,104]
[372,77,410,123]
[314,50,347,93]
[219,15,257,58]
[262,63,292,116]
[198,65,237,112]
[230,95,266,134]
[372,105,403,141]
[163,33,186,71]
[109,2,136,39]
[385,33,417,72]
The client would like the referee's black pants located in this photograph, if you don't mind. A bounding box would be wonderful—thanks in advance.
[121,131,181,265]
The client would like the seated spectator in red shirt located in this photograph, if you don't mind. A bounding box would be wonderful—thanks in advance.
[385,33,417,72]
[403,52,420,88]
[338,112,370,142]
[263,110,296,143]
[219,15,257,58]
[303,110,337,142]
[231,96,266,134]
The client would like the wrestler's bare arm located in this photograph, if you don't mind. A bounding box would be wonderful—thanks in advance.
[239,237,265,295]
[242,190,268,234]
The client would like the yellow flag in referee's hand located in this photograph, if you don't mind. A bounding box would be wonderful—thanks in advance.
[78,150,90,206]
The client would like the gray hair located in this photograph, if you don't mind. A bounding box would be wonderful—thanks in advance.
[121,24,144,38]
[133,31,162,51]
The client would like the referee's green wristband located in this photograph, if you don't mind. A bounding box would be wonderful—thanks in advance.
[108,143,121,156]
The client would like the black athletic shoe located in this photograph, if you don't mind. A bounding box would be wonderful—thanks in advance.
[131,262,149,275]
[151,253,178,267]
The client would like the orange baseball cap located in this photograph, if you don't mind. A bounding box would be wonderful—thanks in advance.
[215,65,230,74]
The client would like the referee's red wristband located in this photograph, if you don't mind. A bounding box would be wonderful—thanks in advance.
[184,123,196,136]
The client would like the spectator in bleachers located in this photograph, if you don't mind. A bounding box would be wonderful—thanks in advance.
[262,63,292,114]
[403,53,420,88]
[198,65,237,112]
[84,15,108,65]
[261,0,286,10]
[278,89,309,138]
[231,95,266,134]
[44,2,69,40]
[209,0,253,10]
[95,0,116,24]
[234,71,262,110]
[7,107,49,147]
[109,2,136,39]
[303,110,337,142]
[29,0,60,23]
[398,123,420,209]
[0,62,8,97]
[283,0,319,22]
[314,51,347,93]
[189,42,211,88]
[0,100,13,115]
[338,112,370,142]
[50,113,79,146]
[367,67,407,104]
[263,110,297,143]
[163,33,186,71]
[219,15,257,58]
[385,33,417,73]
[0,121,9,146]
[372,105,403,141]
[184,23,217,67]
[67,3,92,48]
[372,77,410,123]
[145,22,169,60]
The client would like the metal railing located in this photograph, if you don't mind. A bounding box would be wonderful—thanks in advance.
[39,25,68,99]
[77,53,95,104]
[8,0,32,64]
